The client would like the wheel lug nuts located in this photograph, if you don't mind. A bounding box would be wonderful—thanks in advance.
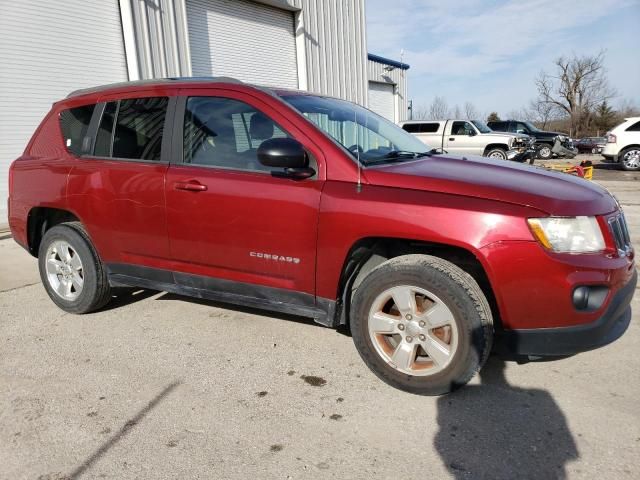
[419,334,426,341]
[406,336,413,343]
[405,314,412,320]
[398,324,405,331]
[419,320,426,327]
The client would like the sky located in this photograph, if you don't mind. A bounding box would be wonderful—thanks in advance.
[365,0,640,118]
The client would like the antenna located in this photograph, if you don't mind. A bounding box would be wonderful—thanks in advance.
[355,108,362,193]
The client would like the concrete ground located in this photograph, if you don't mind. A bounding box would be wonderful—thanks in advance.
[1,169,639,479]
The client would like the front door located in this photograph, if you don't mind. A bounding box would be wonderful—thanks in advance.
[164,91,323,298]
[445,121,483,155]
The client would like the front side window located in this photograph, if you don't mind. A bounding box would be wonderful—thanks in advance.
[93,97,168,160]
[281,94,429,165]
[183,97,288,172]
[60,104,95,155]
[451,121,475,136]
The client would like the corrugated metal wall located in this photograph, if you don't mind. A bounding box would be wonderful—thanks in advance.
[124,0,369,105]
[124,0,192,78]
[367,58,409,121]
[0,0,129,225]
[295,0,368,105]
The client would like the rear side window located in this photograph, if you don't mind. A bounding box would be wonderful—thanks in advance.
[402,123,439,133]
[489,121,507,131]
[60,105,95,155]
[93,97,168,161]
[626,121,640,132]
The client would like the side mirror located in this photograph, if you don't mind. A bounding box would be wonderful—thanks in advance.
[468,129,476,136]
[257,138,315,179]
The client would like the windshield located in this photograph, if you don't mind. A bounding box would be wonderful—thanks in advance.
[523,121,541,132]
[471,120,492,133]
[280,94,431,164]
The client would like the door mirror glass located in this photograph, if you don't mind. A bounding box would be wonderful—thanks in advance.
[258,138,307,169]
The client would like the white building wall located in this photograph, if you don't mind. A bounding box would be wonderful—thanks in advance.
[367,57,410,122]
[122,0,369,105]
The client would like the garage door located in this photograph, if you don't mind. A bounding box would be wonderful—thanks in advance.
[187,0,298,88]
[0,0,128,226]
[368,81,396,122]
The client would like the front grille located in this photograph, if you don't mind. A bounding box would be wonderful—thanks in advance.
[608,212,632,255]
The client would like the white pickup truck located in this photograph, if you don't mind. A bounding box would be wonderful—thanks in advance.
[400,119,535,163]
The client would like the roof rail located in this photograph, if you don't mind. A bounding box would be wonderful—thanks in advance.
[67,76,243,98]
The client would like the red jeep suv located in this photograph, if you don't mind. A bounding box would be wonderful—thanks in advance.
[8,78,636,395]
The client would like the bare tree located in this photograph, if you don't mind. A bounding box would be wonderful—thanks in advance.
[463,101,480,120]
[428,96,450,120]
[535,51,616,137]
[527,99,559,129]
[452,104,462,119]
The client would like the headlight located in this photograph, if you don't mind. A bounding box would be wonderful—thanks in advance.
[527,216,605,253]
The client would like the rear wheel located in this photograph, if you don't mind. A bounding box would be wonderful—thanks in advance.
[38,222,111,314]
[485,148,507,160]
[620,147,640,171]
[351,255,493,395]
[537,144,552,159]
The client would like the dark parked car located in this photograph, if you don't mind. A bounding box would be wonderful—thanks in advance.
[488,120,574,159]
[8,78,636,395]
[575,137,607,154]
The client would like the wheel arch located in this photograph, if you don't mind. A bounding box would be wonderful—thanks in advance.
[27,207,81,257]
[334,236,501,330]
[483,143,508,155]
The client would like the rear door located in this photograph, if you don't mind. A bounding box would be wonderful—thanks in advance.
[66,93,172,266]
[164,88,324,299]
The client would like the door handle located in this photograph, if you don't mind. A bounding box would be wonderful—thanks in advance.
[174,181,207,192]
[449,138,455,141]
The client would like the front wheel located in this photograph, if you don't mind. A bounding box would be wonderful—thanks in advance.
[350,255,493,395]
[485,148,507,160]
[38,222,112,314]
[537,144,552,159]
[620,147,640,171]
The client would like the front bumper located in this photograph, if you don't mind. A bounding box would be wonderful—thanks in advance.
[508,148,537,163]
[496,269,636,358]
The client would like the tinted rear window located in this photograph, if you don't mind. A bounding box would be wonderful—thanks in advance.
[60,105,95,155]
[488,121,507,131]
[402,123,439,133]
[93,97,168,161]
[626,121,640,132]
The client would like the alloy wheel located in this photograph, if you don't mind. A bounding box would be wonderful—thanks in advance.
[45,240,84,301]
[367,285,459,376]
[622,149,640,169]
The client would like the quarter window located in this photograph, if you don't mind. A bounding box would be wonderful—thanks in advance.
[183,97,288,172]
[60,104,95,155]
[626,121,640,132]
[93,97,168,160]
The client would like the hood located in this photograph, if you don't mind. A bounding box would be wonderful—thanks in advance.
[534,130,565,139]
[363,154,617,216]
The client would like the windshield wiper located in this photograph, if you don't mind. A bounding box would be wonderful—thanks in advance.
[384,150,431,159]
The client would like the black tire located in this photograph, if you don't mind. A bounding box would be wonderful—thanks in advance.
[620,147,640,171]
[38,222,111,314]
[485,148,507,160]
[537,144,553,159]
[351,254,493,395]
